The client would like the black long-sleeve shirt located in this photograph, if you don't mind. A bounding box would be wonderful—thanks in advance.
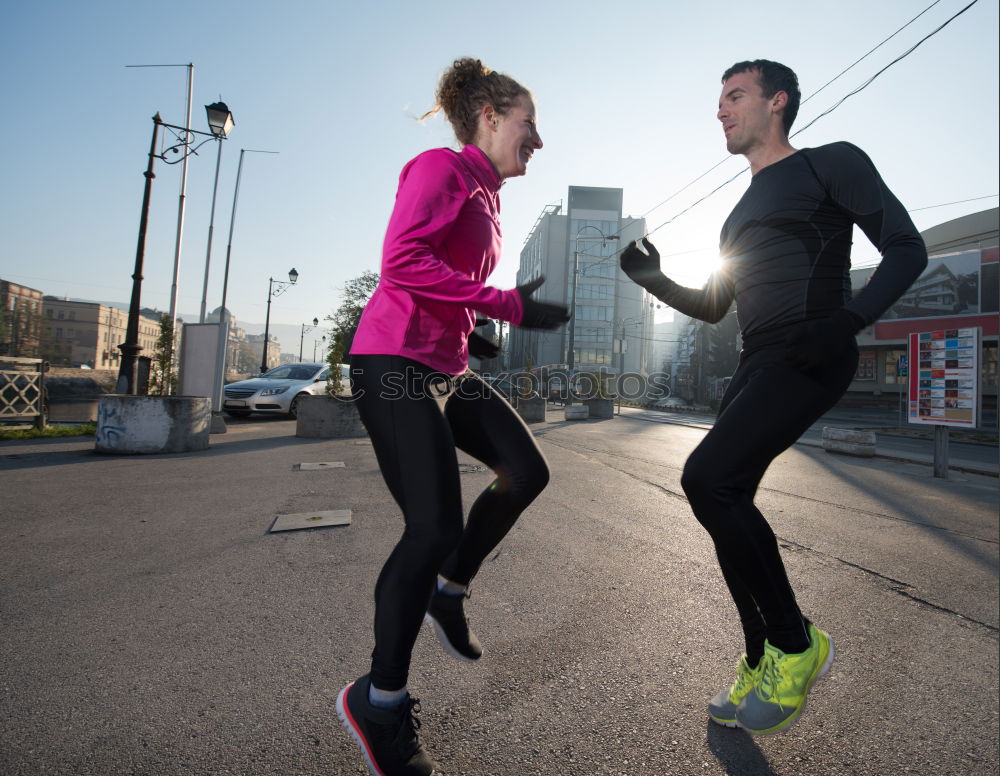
[655,142,928,337]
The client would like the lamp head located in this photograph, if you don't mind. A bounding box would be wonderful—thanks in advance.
[205,101,235,138]
[288,268,299,283]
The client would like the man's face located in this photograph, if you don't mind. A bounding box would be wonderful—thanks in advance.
[717,70,775,156]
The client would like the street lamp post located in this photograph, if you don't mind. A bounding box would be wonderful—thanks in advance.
[313,335,326,362]
[198,102,236,323]
[299,317,320,361]
[117,108,229,395]
[260,269,299,373]
[210,148,279,426]
[616,316,645,375]
[116,114,163,395]
[565,225,618,404]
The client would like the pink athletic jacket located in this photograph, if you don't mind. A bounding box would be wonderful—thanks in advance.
[350,144,524,375]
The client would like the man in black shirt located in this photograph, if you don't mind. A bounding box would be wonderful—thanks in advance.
[620,60,927,735]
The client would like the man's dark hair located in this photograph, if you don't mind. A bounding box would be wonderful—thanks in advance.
[722,60,800,135]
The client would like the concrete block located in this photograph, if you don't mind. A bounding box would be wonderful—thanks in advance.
[95,395,211,455]
[584,398,614,419]
[821,427,876,457]
[564,405,590,420]
[295,395,367,439]
[516,397,546,422]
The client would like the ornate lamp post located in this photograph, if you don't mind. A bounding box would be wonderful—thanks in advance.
[313,334,327,361]
[117,106,234,395]
[260,269,299,373]
[299,317,320,361]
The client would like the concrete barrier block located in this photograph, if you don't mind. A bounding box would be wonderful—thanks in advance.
[564,405,590,420]
[516,397,546,422]
[95,395,211,454]
[295,395,367,439]
[821,427,876,457]
[584,398,614,419]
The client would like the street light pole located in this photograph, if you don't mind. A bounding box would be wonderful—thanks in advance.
[313,335,326,361]
[210,148,279,425]
[299,317,319,360]
[166,63,195,346]
[566,226,618,404]
[260,268,299,374]
[616,317,640,374]
[198,101,236,323]
[116,113,163,395]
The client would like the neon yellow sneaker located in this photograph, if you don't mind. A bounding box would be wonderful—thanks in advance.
[736,623,834,735]
[708,654,759,728]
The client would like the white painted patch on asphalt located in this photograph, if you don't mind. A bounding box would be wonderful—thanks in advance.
[270,510,352,532]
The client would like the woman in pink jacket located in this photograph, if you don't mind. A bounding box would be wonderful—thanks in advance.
[337,58,568,776]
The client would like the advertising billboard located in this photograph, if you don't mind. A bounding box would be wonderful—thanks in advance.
[908,327,980,427]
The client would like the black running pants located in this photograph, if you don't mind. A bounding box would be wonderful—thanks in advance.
[680,340,858,659]
[350,354,550,691]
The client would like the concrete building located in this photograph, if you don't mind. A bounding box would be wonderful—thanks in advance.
[206,307,260,378]
[0,280,45,357]
[508,187,651,377]
[849,207,998,424]
[41,299,161,369]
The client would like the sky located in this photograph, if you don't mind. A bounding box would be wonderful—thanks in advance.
[2,0,998,356]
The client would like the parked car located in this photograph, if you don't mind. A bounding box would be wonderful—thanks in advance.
[223,362,332,419]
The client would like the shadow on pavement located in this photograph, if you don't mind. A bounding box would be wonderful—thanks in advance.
[803,446,999,577]
[0,427,336,472]
[705,721,778,776]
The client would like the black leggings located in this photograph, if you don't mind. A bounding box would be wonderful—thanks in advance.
[350,354,550,691]
[680,339,858,659]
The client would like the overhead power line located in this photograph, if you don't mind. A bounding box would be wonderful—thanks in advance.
[574,0,983,280]
[638,0,952,224]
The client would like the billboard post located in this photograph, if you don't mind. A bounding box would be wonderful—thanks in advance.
[907,325,982,478]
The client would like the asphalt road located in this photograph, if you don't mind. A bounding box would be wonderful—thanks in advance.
[2,413,997,776]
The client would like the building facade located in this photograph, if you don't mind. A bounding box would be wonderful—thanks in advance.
[848,207,998,424]
[42,299,162,369]
[0,280,45,357]
[508,187,651,377]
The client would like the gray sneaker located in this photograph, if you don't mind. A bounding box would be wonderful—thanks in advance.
[708,654,758,728]
[736,624,835,735]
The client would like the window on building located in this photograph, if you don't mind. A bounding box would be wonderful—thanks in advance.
[984,344,998,387]
[884,349,907,385]
[855,350,876,381]
[982,261,998,313]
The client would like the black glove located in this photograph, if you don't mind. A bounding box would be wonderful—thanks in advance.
[620,237,666,289]
[786,309,865,372]
[468,331,500,359]
[516,276,571,330]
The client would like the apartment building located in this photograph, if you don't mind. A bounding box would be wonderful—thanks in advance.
[0,280,45,357]
[508,186,652,376]
[42,299,162,369]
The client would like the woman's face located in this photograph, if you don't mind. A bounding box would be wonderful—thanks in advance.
[481,95,543,179]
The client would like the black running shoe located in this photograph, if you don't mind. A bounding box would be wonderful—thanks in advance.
[336,675,439,776]
[425,590,483,662]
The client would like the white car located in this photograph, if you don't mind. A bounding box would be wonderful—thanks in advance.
[223,362,334,419]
